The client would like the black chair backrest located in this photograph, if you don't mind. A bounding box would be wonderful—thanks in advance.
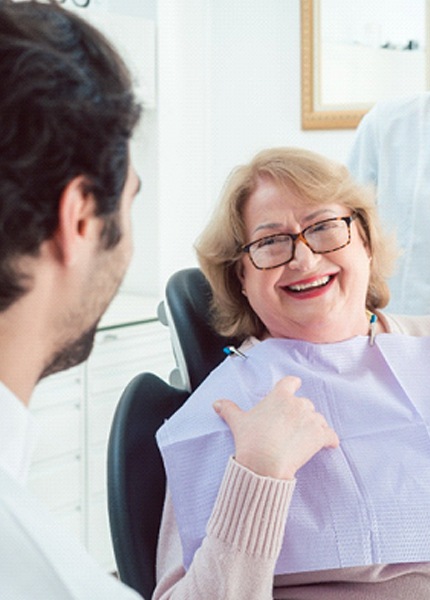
[108,269,239,596]
[164,267,241,391]
[107,372,189,598]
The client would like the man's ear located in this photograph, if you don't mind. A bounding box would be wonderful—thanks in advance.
[54,176,97,267]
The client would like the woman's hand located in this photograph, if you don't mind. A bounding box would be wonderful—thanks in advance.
[213,376,339,480]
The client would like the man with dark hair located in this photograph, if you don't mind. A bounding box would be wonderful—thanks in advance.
[0,1,144,596]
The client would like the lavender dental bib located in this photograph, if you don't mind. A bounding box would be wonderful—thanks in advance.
[156,335,430,574]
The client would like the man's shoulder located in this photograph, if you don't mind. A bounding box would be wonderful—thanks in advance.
[365,92,430,128]
[0,467,141,599]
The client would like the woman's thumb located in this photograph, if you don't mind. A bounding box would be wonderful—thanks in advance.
[213,399,243,430]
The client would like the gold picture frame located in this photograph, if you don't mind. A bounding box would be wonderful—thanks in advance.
[301,0,368,130]
[301,0,430,130]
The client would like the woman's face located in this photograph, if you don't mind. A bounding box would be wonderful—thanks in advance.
[238,178,372,342]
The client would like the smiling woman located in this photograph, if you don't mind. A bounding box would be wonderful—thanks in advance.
[152,146,430,599]
[195,146,396,342]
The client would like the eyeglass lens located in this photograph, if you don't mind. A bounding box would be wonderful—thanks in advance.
[249,218,351,269]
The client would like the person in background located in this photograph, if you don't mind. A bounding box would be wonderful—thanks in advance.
[0,1,144,597]
[154,147,430,599]
[347,92,430,315]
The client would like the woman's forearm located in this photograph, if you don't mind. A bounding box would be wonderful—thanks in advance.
[154,458,295,600]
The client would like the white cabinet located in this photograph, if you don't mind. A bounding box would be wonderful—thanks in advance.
[86,320,174,569]
[28,300,175,572]
[29,366,86,543]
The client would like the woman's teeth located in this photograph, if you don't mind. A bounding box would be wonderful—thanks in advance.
[287,275,331,292]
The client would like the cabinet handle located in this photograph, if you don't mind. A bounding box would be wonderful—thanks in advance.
[101,333,118,343]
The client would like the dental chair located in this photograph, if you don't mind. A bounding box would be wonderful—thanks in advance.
[107,267,237,597]
[158,267,241,391]
[107,372,189,598]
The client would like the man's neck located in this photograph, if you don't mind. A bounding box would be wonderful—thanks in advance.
[0,302,51,406]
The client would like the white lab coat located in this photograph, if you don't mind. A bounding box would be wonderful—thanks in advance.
[0,382,142,600]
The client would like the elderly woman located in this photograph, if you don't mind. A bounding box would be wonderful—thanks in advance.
[154,148,430,599]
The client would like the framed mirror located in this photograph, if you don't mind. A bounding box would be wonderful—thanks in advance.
[301,0,430,129]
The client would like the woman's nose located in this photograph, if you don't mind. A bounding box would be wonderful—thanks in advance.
[287,238,319,270]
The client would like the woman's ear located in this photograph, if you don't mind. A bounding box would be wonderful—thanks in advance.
[355,214,372,259]
[235,260,247,295]
[236,259,244,282]
[54,176,97,267]
[364,240,372,260]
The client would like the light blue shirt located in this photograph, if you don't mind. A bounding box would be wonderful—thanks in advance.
[347,93,430,315]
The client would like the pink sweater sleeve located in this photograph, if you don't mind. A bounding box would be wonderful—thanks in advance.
[153,457,295,600]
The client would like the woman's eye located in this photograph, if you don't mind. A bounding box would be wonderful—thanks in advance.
[259,238,276,248]
[311,221,337,233]
[254,236,292,254]
[257,236,285,249]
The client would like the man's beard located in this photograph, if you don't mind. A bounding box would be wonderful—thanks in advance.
[39,325,98,380]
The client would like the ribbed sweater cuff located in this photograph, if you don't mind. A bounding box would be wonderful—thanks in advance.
[207,457,295,560]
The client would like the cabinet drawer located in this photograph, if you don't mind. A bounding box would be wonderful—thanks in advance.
[32,404,81,462]
[87,497,116,570]
[32,367,84,410]
[92,322,173,370]
[28,455,82,511]
[88,395,119,447]
[88,446,107,497]
[88,363,144,396]
[54,505,84,544]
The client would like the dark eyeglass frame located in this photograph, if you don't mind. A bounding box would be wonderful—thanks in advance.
[241,213,358,270]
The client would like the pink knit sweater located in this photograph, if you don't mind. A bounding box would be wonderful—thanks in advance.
[153,313,430,599]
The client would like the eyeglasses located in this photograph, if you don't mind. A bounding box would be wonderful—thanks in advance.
[241,213,358,270]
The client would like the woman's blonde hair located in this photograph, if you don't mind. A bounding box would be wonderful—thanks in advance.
[195,147,398,340]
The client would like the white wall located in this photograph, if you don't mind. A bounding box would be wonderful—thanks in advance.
[209,0,356,195]
[157,0,213,295]
[57,0,160,297]
[59,0,363,298]
[156,0,357,294]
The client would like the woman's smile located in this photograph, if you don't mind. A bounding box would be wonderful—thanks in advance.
[281,273,335,297]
